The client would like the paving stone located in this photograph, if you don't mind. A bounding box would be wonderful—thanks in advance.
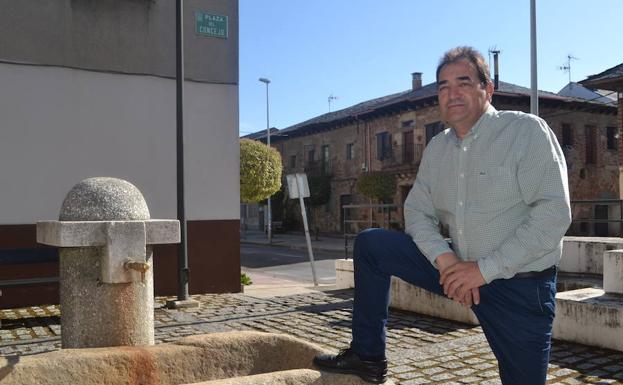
[479,380,502,385]
[394,371,422,380]
[457,376,481,383]
[454,368,477,376]
[421,367,444,375]
[603,365,623,372]
[552,368,578,377]
[477,370,499,378]
[562,379,584,385]
[389,365,412,374]
[400,378,431,385]
[429,372,455,381]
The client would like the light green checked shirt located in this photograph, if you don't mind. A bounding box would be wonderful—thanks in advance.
[405,105,571,283]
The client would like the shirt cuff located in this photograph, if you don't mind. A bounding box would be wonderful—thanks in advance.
[477,258,502,284]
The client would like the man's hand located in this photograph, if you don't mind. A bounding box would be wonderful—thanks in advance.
[439,261,485,305]
[435,253,477,306]
[459,288,481,307]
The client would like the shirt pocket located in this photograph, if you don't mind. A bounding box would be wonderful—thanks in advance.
[473,166,520,212]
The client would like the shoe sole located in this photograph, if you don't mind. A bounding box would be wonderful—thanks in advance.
[314,363,387,384]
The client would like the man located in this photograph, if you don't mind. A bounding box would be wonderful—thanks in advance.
[314,46,571,385]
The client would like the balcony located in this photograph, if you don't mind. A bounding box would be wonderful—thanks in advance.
[304,159,332,176]
[378,143,424,170]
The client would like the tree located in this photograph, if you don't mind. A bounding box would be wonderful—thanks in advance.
[356,171,396,201]
[240,139,282,203]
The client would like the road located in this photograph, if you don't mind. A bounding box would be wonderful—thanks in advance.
[241,243,343,285]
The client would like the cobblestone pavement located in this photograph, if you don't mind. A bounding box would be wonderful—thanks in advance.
[1,290,622,385]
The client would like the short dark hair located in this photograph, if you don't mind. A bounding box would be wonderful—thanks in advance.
[436,46,491,86]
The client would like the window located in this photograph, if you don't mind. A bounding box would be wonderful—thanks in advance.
[585,125,596,165]
[289,155,296,168]
[346,143,354,160]
[304,145,315,165]
[321,145,331,174]
[376,132,392,160]
[425,122,444,144]
[607,127,617,150]
[403,130,414,163]
[562,123,573,147]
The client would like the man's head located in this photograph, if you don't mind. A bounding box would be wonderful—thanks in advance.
[436,47,494,137]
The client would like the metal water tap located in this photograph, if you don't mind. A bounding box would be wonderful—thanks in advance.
[124,260,150,283]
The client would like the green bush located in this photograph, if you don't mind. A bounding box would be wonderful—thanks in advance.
[240,139,283,203]
[240,273,253,286]
[356,171,396,201]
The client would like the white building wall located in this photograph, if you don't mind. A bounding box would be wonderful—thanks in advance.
[0,62,239,224]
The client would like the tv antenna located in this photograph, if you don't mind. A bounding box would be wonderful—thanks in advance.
[328,94,338,112]
[558,54,579,84]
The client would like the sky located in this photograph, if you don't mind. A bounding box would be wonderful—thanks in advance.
[239,0,623,136]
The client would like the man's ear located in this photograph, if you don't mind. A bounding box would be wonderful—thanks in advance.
[484,81,494,101]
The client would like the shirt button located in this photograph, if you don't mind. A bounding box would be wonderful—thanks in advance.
[463,146,468,151]
[458,201,463,206]
[458,229,463,235]
[460,173,464,178]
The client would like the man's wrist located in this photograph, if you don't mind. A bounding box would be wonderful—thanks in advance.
[435,252,459,271]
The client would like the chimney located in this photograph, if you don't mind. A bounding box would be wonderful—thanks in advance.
[411,72,422,90]
[492,51,500,90]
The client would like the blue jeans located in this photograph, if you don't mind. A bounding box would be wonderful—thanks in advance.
[351,228,556,385]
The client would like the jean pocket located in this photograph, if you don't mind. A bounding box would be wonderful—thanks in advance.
[536,280,556,317]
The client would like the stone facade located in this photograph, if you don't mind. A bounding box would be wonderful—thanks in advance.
[271,84,618,235]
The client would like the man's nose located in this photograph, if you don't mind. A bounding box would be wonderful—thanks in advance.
[449,85,461,99]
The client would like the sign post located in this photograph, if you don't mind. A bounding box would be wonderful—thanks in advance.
[286,173,318,286]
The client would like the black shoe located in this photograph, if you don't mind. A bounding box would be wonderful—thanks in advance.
[313,347,388,384]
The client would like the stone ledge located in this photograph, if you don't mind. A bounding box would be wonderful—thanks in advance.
[36,219,180,247]
[560,237,623,275]
[0,331,394,385]
[554,288,623,351]
[335,259,623,351]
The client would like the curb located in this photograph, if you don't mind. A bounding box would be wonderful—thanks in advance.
[240,239,350,255]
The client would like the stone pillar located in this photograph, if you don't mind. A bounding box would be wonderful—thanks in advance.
[37,177,180,348]
[604,250,623,294]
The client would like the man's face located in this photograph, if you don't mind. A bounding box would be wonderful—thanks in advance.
[437,60,493,136]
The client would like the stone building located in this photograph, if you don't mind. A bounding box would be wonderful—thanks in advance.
[579,63,623,235]
[0,0,240,307]
[261,73,618,236]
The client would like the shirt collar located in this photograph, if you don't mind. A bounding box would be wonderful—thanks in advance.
[448,104,497,144]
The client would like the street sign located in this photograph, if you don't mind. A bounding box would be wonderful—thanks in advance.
[195,12,228,38]
[285,173,317,286]
[286,173,310,199]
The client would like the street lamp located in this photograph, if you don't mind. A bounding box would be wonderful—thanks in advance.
[259,77,272,244]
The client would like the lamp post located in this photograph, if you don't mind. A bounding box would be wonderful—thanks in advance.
[259,77,272,244]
